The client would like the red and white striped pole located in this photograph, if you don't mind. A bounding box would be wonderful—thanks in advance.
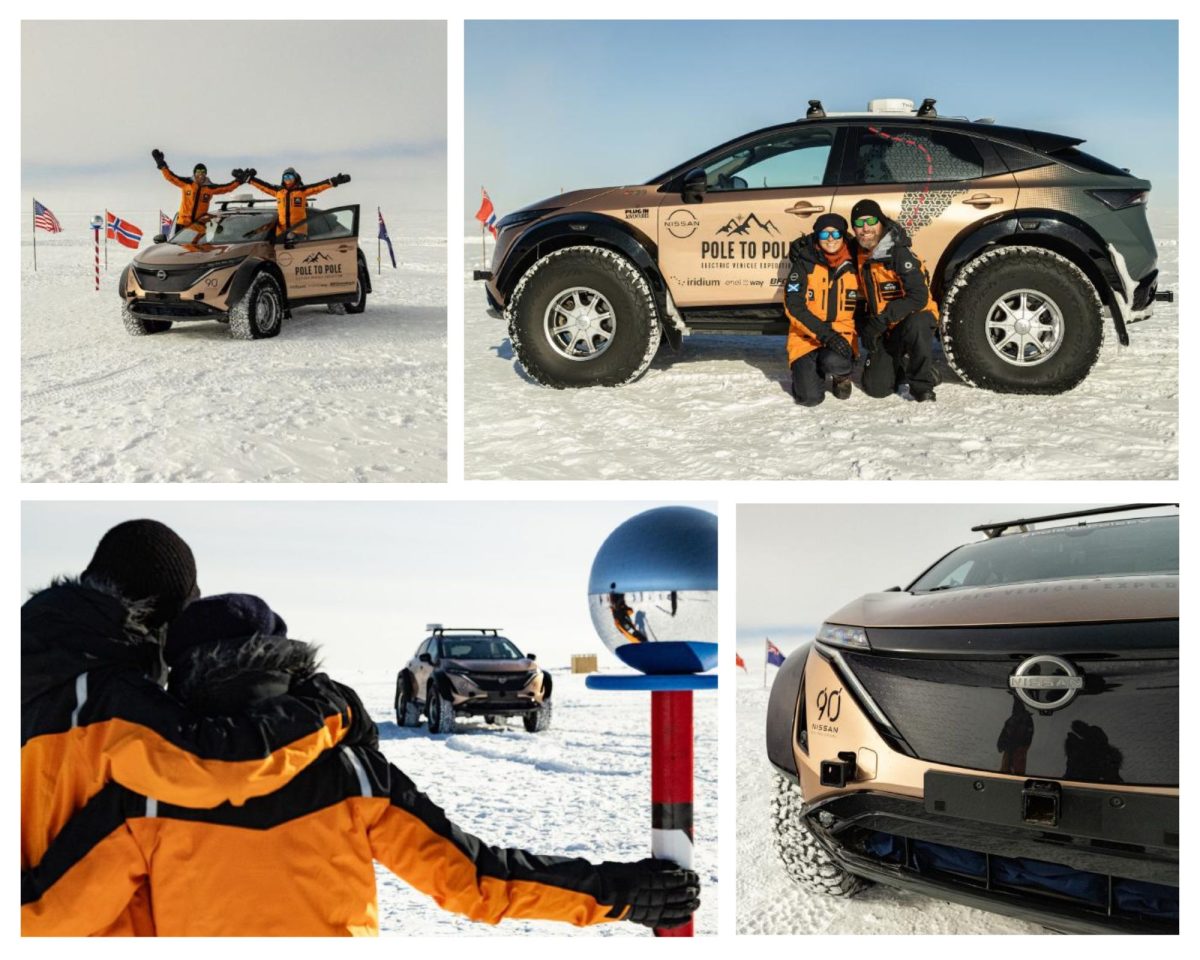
[92,218,101,292]
[651,689,694,937]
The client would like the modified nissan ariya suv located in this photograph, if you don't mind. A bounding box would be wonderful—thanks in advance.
[476,98,1172,394]
[395,627,551,734]
[766,505,1178,933]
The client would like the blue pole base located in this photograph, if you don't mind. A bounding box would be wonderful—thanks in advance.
[585,673,718,691]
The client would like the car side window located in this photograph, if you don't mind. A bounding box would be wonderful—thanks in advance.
[415,638,429,658]
[303,207,357,242]
[854,127,985,184]
[703,128,835,191]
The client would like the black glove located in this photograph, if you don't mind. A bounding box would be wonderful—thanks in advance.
[332,173,351,186]
[231,168,246,181]
[599,858,700,930]
[152,148,165,168]
[243,167,257,182]
[821,332,853,361]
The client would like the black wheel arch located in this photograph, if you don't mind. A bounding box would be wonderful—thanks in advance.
[227,258,286,310]
[541,671,553,701]
[766,640,811,784]
[118,264,131,299]
[356,249,373,294]
[396,668,415,699]
[430,670,456,700]
[936,209,1128,345]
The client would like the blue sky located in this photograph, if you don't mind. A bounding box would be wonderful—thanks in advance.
[466,20,1178,227]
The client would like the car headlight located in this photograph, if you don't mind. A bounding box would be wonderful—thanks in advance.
[816,622,870,650]
[202,257,246,272]
[496,208,560,233]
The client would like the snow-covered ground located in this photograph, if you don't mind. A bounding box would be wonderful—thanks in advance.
[332,669,717,936]
[736,682,1044,934]
[464,227,1177,480]
[21,213,446,482]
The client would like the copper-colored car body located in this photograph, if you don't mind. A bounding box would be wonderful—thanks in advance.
[119,198,369,339]
[480,100,1168,393]
[765,509,1179,933]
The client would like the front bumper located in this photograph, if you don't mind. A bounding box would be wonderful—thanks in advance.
[453,695,541,716]
[124,297,226,321]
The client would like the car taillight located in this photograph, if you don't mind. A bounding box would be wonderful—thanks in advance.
[1088,189,1148,210]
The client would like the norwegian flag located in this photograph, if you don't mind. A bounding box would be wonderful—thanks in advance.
[33,200,62,233]
[736,651,747,672]
[106,212,143,249]
[766,639,785,667]
[159,210,174,235]
[475,187,497,236]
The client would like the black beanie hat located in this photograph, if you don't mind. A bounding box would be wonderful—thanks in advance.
[850,199,885,224]
[83,520,198,628]
[165,593,288,667]
[193,163,207,174]
[812,213,848,236]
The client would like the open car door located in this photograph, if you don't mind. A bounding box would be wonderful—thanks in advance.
[278,204,360,300]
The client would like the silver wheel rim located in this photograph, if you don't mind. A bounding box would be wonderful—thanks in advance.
[985,289,1064,366]
[257,287,280,334]
[543,286,615,361]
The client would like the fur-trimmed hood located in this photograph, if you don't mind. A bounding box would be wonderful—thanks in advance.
[169,634,320,715]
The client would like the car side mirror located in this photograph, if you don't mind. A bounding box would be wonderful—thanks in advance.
[419,652,433,664]
[153,233,167,244]
[884,585,902,592]
[681,167,708,204]
[283,231,297,249]
[526,652,536,661]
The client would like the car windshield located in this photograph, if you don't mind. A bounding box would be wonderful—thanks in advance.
[439,636,525,660]
[909,516,1178,592]
[169,213,276,245]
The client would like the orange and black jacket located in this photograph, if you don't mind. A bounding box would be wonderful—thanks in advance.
[21,583,355,931]
[248,176,335,236]
[159,166,241,228]
[784,233,860,364]
[855,217,939,338]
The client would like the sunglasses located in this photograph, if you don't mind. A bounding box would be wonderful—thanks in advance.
[817,229,843,241]
[853,216,880,227]
[283,175,297,181]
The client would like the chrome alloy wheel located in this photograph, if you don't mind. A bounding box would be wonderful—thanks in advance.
[985,289,1065,366]
[543,287,615,361]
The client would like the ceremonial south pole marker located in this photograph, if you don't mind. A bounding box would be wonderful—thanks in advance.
[90,216,103,292]
[585,506,718,938]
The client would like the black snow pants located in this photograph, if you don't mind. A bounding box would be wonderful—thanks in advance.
[860,310,937,399]
[790,347,853,407]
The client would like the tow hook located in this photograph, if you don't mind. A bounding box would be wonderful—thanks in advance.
[1155,290,1175,302]
[1022,779,1061,827]
[820,751,859,788]
[473,270,492,281]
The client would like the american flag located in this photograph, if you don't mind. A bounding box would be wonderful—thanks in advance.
[33,200,62,233]
[377,207,396,268]
[106,211,143,249]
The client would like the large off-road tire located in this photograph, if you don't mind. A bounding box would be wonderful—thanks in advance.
[394,673,421,727]
[121,303,172,336]
[941,246,1102,394]
[328,260,369,315]
[229,272,284,340]
[523,700,552,733]
[772,774,868,898]
[426,681,455,734]
[505,246,662,388]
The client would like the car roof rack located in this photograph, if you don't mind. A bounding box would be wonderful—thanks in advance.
[430,627,501,636]
[972,504,1177,539]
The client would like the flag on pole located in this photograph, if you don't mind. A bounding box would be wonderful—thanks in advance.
[159,210,174,235]
[377,207,396,268]
[33,200,62,233]
[766,639,785,667]
[475,187,498,236]
[736,652,747,672]
[484,211,497,238]
[106,212,143,249]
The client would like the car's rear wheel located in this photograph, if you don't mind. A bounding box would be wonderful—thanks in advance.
[328,260,369,316]
[121,303,172,336]
[523,701,552,733]
[229,272,284,340]
[772,774,868,898]
[427,681,455,734]
[942,246,1102,394]
[395,674,421,727]
[506,246,661,388]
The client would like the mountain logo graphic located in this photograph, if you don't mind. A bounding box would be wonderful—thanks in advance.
[302,251,333,263]
[716,213,781,236]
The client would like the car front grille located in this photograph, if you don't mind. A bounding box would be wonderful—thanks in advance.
[467,672,535,692]
[134,265,216,293]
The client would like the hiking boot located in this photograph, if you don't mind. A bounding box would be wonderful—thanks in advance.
[912,388,937,403]
[831,376,852,400]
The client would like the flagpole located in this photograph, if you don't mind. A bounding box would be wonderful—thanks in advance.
[31,199,37,272]
[763,637,768,689]
[481,221,485,270]
[103,210,108,271]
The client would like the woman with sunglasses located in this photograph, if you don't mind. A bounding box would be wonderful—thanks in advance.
[243,166,351,238]
[783,213,859,406]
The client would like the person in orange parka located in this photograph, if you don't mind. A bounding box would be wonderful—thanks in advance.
[784,213,860,406]
[151,150,247,229]
[21,521,359,936]
[22,594,700,937]
[244,166,350,237]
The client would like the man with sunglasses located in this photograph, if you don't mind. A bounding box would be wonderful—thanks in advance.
[850,199,940,403]
[244,166,351,238]
[784,213,859,405]
[152,150,248,230]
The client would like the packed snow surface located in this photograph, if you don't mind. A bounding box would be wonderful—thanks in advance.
[336,670,717,936]
[736,682,1044,934]
[22,213,445,482]
[464,229,1177,480]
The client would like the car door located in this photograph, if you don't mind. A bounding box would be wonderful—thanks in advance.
[410,638,433,697]
[277,204,360,299]
[656,125,843,307]
[833,125,1019,274]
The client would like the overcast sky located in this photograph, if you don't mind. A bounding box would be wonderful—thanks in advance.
[22,500,714,676]
[465,20,1178,231]
[22,21,446,223]
[737,503,1179,663]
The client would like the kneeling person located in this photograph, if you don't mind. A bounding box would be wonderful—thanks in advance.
[784,213,859,406]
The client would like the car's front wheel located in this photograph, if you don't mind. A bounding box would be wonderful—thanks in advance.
[506,246,661,388]
[941,246,1102,394]
[426,681,455,734]
[395,674,421,727]
[121,302,172,336]
[772,774,867,898]
[229,272,284,340]
[523,701,552,733]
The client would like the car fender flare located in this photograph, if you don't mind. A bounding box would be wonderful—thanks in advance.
[118,264,131,299]
[430,670,457,700]
[226,258,286,308]
[936,209,1128,344]
[766,640,812,783]
[356,249,373,294]
[541,671,553,701]
[397,669,415,699]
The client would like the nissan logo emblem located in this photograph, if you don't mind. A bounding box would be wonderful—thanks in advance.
[156,270,167,281]
[1009,655,1083,711]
